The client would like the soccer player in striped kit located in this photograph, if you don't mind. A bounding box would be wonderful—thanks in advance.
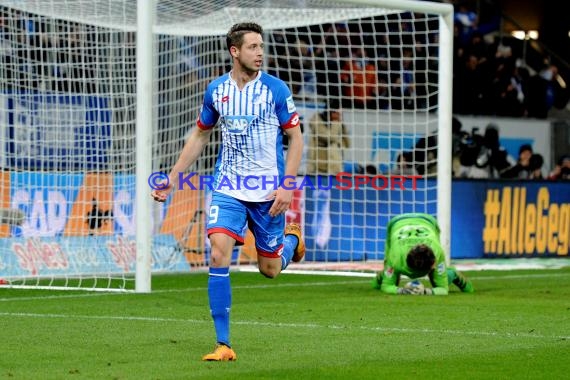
[151,22,305,361]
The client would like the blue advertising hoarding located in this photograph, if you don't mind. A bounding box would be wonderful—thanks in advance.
[303,177,569,260]
[1,172,190,278]
[4,93,111,170]
[452,180,569,258]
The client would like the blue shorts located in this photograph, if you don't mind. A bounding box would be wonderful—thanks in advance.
[206,192,285,257]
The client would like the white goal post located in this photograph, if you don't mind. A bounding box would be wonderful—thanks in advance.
[0,0,453,292]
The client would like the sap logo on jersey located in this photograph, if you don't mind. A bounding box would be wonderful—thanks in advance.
[223,115,256,134]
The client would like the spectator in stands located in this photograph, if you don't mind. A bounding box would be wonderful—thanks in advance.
[400,48,421,110]
[267,30,303,95]
[306,101,350,175]
[340,48,380,109]
[548,155,570,180]
[453,53,491,115]
[456,126,485,178]
[375,55,391,110]
[528,153,545,180]
[492,37,514,64]
[502,144,533,179]
[412,134,438,176]
[451,116,468,176]
[390,151,416,176]
[526,64,568,119]
[463,31,490,69]
[389,74,405,111]
[454,1,479,48]
[312,23,349,102]
[473,123,514,178]
[294,37,317,99]
[376,74,391,110]
[312,45,341,102]
[365,164,378,176]
[491,58,528,117]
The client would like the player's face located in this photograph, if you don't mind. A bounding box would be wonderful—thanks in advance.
[330,110,342,121]
[235,32,264,73]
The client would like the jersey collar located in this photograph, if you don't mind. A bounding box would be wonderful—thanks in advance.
[229,70,262,90]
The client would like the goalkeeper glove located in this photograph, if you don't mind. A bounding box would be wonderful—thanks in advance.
[411,287,434,295]
[397,287,415,295]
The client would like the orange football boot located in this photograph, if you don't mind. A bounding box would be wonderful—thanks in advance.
[202,344,237,361]
[285,223,306,262]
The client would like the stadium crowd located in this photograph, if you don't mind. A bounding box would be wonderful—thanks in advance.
[2,1,568,117]
[3,1,568,116]
[263,1,569,118]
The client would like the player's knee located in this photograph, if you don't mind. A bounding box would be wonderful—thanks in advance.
[259,267,280,279]
[209,249,232,267]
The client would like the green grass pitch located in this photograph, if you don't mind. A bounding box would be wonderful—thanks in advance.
[1,268,569,379]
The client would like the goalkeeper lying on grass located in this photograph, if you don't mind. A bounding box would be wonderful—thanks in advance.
[372,213,474,295]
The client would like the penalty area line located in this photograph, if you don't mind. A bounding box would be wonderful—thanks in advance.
[2,272,570,303]
[239,266,376,278]
[240,267,570,281]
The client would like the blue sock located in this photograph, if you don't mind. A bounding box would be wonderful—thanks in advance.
[208,267,231,347]
[281,235,298,270]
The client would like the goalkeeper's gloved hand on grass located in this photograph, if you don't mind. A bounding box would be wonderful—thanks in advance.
[411,287,434,295]
[397,287,434,295]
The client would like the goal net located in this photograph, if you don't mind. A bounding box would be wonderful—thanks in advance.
[0,0,453,291]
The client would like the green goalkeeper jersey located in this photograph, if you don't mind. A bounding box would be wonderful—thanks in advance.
[380,213,449,295]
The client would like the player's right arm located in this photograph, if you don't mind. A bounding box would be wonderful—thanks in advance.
[151,126,213,202]
[167,126,213,185]
[379,246,409,295]
[152,83,218,202]
[379,265,400,294]
[427,245,449,295]
[380,222,419,295]
[379,230,400,294]
[381,266,419,295]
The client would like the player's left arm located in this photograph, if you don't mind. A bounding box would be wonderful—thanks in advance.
[268,81,303,217]
[283,122,303,178]
[379,249,406,295]
[424,247,449,295]
[379,229,406,294]
[380,268,400,294]
[269,121,303,217]
[430,266,449,295]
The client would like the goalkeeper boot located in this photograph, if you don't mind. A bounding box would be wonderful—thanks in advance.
[202,344,237,361]
[452,272,474,293]
[285,223,306,262]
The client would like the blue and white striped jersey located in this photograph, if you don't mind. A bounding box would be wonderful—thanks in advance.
[197,71,300,202]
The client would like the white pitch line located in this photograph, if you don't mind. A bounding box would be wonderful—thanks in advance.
[469,272,570,280]
[0,311,567,341]
[1,271,569,303]
[0,280,364,302]
[276,270,570,280]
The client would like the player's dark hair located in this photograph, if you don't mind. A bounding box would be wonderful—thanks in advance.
[226,22,263,52]
[406,244,435,272]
